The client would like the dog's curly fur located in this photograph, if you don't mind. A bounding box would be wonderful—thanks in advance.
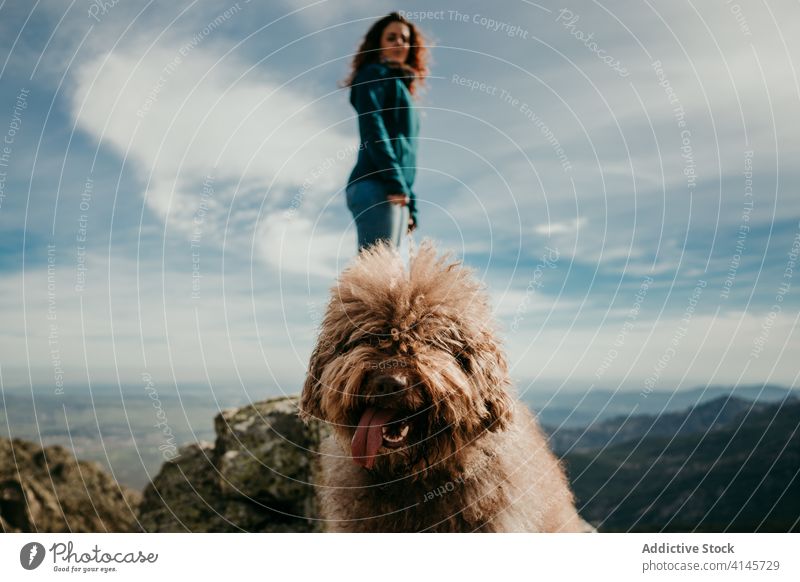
[299,240,588,532]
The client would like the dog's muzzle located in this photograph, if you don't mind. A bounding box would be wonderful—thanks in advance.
[350,407,412,469]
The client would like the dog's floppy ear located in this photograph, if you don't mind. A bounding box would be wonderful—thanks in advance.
[472,332,513,432]
[299,337,332,423]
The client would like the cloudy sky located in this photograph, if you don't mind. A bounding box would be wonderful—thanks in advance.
[0,0,798,403]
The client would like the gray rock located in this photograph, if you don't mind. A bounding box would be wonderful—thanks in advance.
[137,441,229,532]
[137,395,329,532]
[0,438,140,532]
[214,398,313,510]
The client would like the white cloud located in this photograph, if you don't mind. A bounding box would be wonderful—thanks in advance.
[506,310,800,388]
[534,216,587,236]
[67,39,354,268]
[256,212,352,280]
[0,251,318,391]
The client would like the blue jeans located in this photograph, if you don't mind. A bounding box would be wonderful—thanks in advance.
[346,179,408,251]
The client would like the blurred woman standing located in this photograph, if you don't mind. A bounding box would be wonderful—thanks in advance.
[343,12,429,251]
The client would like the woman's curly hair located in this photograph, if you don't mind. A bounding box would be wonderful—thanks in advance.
[343,12,429,96]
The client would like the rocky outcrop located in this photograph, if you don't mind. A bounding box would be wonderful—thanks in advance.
[0,438,140,532]
[136,396,329,532]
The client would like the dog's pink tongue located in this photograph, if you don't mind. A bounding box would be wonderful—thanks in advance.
[351,407,396,469]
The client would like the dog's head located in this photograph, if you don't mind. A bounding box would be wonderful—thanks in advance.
[300,240,511,479]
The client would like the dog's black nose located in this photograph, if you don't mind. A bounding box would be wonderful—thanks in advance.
[371,375,407,396]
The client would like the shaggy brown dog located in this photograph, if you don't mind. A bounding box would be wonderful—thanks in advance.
[299,241,588,532]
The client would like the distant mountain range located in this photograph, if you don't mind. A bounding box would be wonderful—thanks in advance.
[544,394,794,455]
[525,384,796,428]
[559,396,800,532]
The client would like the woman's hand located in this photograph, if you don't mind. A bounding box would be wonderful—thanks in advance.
[386,193,415,232]
[386,193,409,206]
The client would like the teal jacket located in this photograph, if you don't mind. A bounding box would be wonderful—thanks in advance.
[347,61,420,224]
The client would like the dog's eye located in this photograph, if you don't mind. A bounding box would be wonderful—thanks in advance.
[364,335,386,348]
[343,334,385,351]
[455,352,471,374]
[336,341,354,354]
